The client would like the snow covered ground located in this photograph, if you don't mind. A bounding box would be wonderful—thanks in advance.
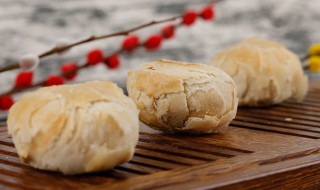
[0,0,319,93]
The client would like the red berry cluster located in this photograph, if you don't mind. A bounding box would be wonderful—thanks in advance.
[162,24,175,39]
[182,6,215,25]
[120,5,215,52]
[0,96,14,110]
[0,72,32,110]
[86,49,121,69]
[1,5,216,111]
[200,6,215,20]
[15,72,33,88]
[45,75,64,86]
[122,35,139,52]
[61,62,77,80]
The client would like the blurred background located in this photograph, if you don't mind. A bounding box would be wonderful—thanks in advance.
[0,0,319,94]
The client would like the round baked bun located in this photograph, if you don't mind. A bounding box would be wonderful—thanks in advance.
[211,38,308,106]
[127,60,238,134]
[7,81,139,175]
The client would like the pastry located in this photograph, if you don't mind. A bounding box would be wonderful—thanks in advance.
[7,81,139,175]
[127,60,238,134]
[211,38,308,106]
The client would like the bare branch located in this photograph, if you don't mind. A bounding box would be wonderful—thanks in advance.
[0,16,181,73]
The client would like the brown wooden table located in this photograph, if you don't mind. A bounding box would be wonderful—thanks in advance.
[1,80,320,189]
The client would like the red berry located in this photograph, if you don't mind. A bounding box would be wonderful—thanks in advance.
[122,35,139,52]
[182,10,197,26]
[61,62,77,80]
[15,72,33,88]
[87,49,104,65]
[200,6,215,20]
[45,75,64,86]
[104,54,120,69]
[144,35,162,51]
[161,24,175,39]
[0,96,14,110]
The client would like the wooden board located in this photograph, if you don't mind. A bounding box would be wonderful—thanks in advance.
[1,80,320,189]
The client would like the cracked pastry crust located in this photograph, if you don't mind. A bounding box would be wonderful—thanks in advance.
[127,60,238,134]
[7,81,139,175]
[211,38,308,106]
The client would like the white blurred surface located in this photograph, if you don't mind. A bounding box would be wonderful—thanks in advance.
[0,0,319,97]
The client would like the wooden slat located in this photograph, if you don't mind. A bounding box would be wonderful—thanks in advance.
[272,106,320,118]
[231,121,320,139]
[115,164,153,175]
[0,144,18,157]
[0,139,14,146]
[135,148,204,166]
[0,174,28,189]
[140,133,253,155]
[280,102,320,112]
[130,155,183,170]
[236,115,320,133]
[284,100,320,109]
[0,127,8,132]
[237,110,320,129]
[241,108,320,123]
[137,141,220,161]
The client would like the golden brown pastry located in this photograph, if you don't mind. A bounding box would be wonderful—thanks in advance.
[211,38,308,106]
[127,60,238,134]
[7,81,139,175]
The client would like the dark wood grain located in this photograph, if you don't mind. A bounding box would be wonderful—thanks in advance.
[1,80,320,189]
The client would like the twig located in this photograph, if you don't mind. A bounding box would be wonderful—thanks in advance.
[0,16,181,73]
[0,23,184,98]
[0,63,90,97]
